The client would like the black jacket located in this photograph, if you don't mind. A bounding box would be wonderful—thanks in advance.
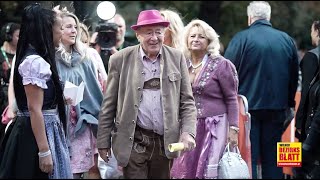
[295,47,319,134]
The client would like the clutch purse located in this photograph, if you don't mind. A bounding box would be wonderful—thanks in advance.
[218,143,250,179]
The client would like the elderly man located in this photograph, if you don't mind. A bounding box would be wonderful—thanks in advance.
[97,9,197,179]
[224,1,299,179]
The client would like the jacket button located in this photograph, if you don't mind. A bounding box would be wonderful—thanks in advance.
[132,120,135,124]
[129,137,133,141]
[137,87,141,90]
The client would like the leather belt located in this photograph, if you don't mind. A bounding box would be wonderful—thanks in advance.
[143,78,160,89]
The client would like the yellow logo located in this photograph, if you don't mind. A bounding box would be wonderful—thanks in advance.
[277,142,301,167]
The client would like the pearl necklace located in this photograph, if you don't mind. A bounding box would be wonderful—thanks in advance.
[191,62,203,74]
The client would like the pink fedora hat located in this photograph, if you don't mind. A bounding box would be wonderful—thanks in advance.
[131,9,170,31]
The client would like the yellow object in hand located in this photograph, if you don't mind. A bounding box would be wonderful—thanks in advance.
[168,143,184,152]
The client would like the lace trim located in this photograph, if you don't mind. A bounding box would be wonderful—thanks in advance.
[22,77,48,89]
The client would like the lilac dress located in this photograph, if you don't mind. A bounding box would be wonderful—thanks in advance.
[170,54,239,179]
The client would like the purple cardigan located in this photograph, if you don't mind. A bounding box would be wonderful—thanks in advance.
[188,55,239,127]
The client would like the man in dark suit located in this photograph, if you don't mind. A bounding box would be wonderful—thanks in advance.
[224,1,299,179]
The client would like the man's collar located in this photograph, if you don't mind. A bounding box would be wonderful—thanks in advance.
[139,45,162,61]
[250,19,272,28]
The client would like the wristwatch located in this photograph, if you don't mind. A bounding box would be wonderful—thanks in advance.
[229,126,239,133]
[188,132,196,139]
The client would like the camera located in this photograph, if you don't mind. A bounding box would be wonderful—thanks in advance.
[95,20,118,50]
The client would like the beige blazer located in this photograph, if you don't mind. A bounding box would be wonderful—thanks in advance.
[97,44,197,167]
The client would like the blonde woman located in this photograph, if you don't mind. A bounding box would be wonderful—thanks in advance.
[55,9,103,179]
[170,19,239,179]
[160,9,184,51]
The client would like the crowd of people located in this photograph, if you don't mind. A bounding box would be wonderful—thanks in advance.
[0,0,318,179]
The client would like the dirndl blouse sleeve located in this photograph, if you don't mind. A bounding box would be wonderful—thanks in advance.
[18,55,52,89]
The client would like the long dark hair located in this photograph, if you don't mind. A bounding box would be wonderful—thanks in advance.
[13,3,66,131]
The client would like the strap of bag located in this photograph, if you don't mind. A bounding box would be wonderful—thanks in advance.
[223,142,241,155]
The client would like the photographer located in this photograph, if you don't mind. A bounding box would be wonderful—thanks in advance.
[90,14,135,73]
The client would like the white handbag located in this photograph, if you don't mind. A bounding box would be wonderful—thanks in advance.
[98,149,123,179]
[218,143,250,179]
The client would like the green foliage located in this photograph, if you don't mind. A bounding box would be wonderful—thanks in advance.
[1,1,319,50]
[219,1,248,48]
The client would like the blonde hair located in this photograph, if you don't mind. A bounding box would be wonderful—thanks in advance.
[79,23,90,46]
[57,9,87,63]
[160,9,184,51]
[183,19,220,59]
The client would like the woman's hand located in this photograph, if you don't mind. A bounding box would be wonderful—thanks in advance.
[39,154,53,174]
[65,97,73,105]
[6,106,17,120]
[228,127,239,147]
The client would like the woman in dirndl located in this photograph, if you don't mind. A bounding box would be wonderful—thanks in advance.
[170,19,239,179]
[0,3,72,179]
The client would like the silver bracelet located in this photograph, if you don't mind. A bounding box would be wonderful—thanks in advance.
[38,150,51,158]
[229,126,240,133]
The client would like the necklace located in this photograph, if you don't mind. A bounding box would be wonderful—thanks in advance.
[191,62,202,74]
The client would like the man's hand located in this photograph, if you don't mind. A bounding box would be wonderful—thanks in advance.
[98,148,112,163]
[179,132,196,151]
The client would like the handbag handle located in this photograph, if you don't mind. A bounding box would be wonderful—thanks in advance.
[223,142,241,154]
[223,142,244,164]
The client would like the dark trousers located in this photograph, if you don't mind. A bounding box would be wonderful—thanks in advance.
[123,126,171,179]
[250,110,286,179]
